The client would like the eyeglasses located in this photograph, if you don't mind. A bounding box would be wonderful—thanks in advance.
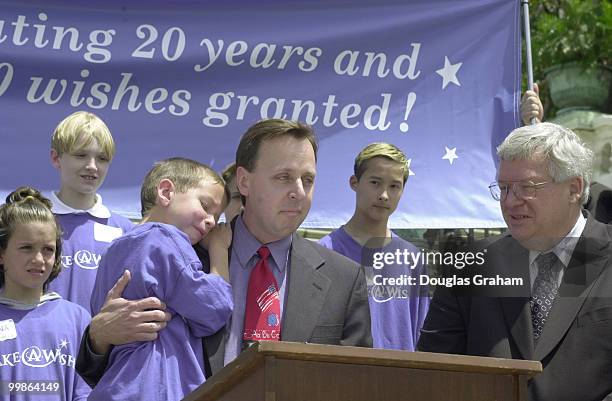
[488,180,552,201]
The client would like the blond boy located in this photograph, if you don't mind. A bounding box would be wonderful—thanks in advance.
[48,111,132,312]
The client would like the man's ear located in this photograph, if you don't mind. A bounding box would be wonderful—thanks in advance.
[50,149,61,169]
[569,176,584,204]
[157,179,175,207]
[349,175,359,192]
[236,166,250,198]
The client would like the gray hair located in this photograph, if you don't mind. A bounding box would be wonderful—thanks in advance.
[497,122,593,205]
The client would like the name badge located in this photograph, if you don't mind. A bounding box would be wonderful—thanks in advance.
[94,223,124,243]
[0,319,17,341]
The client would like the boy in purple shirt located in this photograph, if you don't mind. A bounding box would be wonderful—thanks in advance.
[48,111,133,313]
[319,143,429,350]
[88,158,233,401]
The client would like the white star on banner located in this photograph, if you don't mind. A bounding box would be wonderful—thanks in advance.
[442,147,458,165]
[436,56,462,89]
[407,159,415,176]
[59,339,69,349]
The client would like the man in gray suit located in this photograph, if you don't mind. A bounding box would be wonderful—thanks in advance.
[77,119,371,384]
[418,122,612,401]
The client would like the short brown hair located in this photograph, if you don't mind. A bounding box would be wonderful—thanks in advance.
[236,119,318,172]
[221,162,237,183]
[140,158,228,216]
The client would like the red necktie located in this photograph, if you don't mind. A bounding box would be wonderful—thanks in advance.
[243,246,281,343]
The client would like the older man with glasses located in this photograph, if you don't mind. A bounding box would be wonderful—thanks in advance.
[418,122,612,401]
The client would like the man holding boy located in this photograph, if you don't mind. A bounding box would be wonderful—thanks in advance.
[319,143,429,350]
[49,111,133,313]
[77,119,371,383]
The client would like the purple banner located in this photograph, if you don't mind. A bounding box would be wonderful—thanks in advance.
[0,0,520,228]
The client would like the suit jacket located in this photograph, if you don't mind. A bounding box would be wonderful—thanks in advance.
[586,182,612,224]
[204,233,372,374]
[418,216,612,401]
[77,232,372,385]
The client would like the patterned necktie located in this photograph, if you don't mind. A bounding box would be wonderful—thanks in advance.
[243,246,281,345]
[530,252,561,342]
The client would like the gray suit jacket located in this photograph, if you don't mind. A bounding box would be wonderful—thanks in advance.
[418,216,612,401]
[204,233,372,374]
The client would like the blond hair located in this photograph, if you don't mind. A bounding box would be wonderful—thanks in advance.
[354,143,410,183]
[51,111,115,160]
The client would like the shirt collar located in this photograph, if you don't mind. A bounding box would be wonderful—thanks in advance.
[339,225,398,249]
[233,215,292,271]
[529,212,587,268]
[0,291,61,310]
[50,191,111,218]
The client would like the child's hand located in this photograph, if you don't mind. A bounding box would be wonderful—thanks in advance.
[199,222,232,251]
[201,223,232,282]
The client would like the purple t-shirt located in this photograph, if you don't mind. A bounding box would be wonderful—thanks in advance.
[88,223,233,401]
[319,227,430,351]
[0,298,91,401]
[49,212,133,313]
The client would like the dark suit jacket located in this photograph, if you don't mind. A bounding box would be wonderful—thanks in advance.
[586,182,612,224]
[418,216,612,401]
[77,233,371,385]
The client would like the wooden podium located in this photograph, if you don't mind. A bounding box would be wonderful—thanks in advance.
[183,342,541,401]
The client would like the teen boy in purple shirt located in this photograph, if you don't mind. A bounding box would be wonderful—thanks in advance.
[320,143,429,350]
[87,158,233,401]
[48,112,133,313]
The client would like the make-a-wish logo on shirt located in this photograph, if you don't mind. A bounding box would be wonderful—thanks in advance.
[61,250,101,270]
[0,339,76,368]
[365,266,412,303]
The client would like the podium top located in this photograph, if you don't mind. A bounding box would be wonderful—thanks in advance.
[244,341,541,375]
[184,342,542,401]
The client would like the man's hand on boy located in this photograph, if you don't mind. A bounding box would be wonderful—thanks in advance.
[89,270,172,355]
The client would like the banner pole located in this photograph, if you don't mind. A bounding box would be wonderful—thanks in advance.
[521,0,537,125]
